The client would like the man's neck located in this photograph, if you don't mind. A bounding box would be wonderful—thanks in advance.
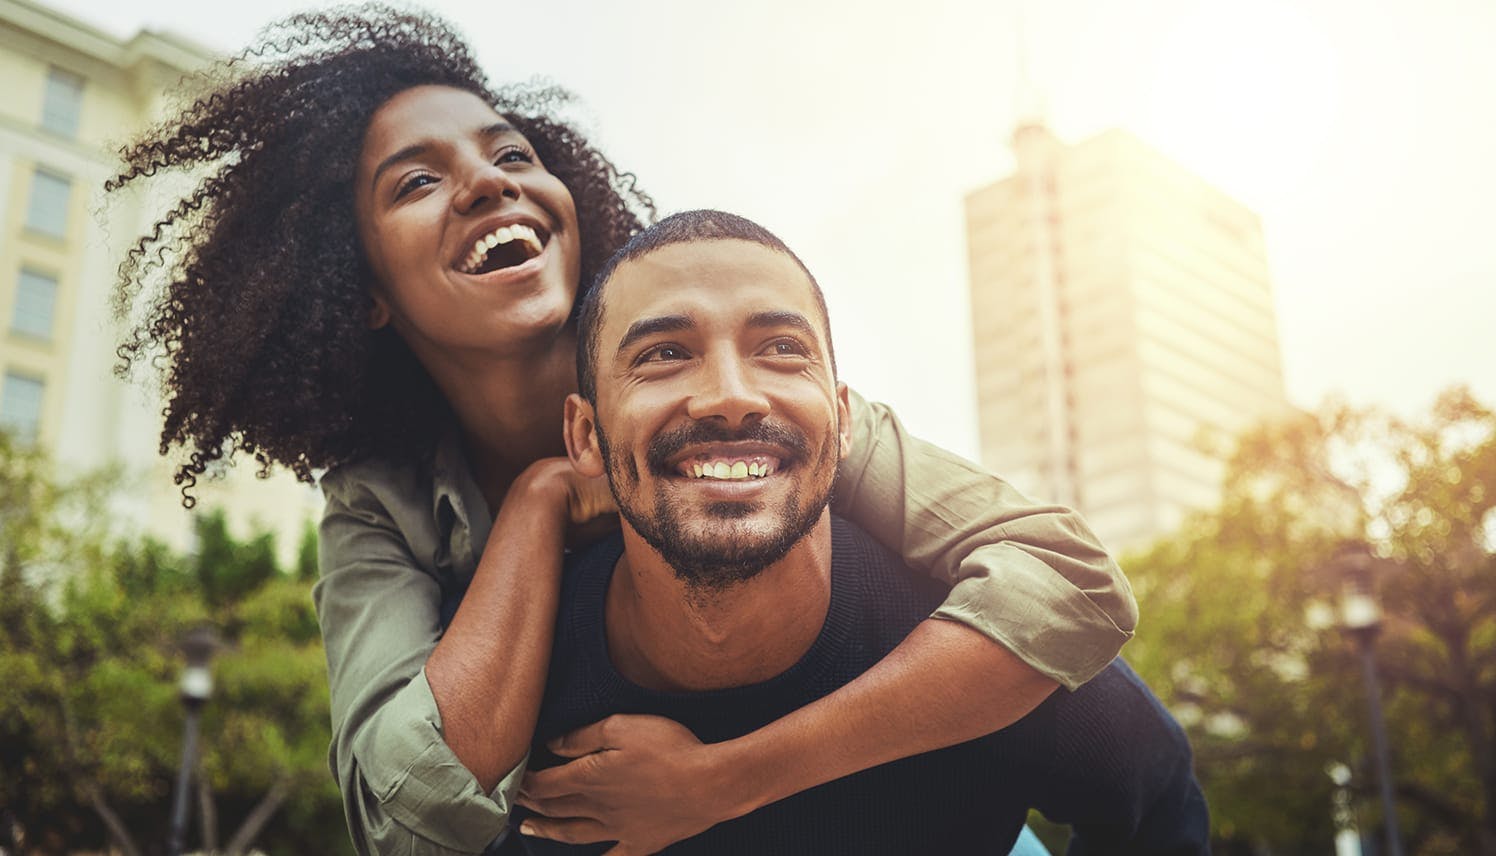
[604,513,834,693]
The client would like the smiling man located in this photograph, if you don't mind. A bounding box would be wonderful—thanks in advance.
[511,211,1209,854]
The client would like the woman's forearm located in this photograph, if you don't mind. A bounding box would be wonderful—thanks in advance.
[425,465,570,792]
[715,618,1058,817]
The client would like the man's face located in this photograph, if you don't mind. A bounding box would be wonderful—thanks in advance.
[570,239,850,592]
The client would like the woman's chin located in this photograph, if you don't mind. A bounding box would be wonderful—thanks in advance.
[479,306,577,358]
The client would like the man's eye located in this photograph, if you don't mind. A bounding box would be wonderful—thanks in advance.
[764,339,809,357]
[395,173,437,199]
[639,345,690,363]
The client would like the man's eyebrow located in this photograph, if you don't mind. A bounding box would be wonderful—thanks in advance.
[370,122,518,191]
[747,310,817,337]
[615,314,695,358]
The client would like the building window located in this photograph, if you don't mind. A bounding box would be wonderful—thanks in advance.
[41,67,84,137]
[12,269,59,340]
[25,169,71,238]
[0,372,45,443]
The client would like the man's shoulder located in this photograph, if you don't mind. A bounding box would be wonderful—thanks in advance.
[829,515,948,610]
[560,530,625,600]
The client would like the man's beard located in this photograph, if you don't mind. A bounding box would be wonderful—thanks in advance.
[597,417,838,596]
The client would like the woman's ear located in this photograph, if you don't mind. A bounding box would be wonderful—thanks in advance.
[367,294,391,329]
[564,394,606,477]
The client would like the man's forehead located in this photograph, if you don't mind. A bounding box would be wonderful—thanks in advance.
[602,240,820,340]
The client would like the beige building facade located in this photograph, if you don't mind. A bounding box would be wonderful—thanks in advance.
[966,124,1288,552]
[0,0,322,562]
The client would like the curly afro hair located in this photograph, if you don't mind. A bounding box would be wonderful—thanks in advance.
[108,4,654,504]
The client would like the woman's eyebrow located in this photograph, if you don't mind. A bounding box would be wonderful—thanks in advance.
[369,124,518,190]
[478,122,517,140]
[371,143,428,191]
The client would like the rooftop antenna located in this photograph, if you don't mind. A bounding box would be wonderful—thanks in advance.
[1014,0,1049,128]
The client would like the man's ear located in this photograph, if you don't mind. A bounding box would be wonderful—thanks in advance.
[564,394,606,477]
[367,293,391,330]
[835,382,853,461]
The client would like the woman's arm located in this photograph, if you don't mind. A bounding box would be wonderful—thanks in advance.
[832,387,1136,686]
[516,389,1135,852]
[518,621,1055,852]
[317,459,588,855]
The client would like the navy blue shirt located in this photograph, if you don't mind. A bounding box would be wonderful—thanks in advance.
[508,517,1209,855]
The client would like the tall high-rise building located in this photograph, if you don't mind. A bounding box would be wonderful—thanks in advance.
[0,0,322,561]
[966,123,1288,551]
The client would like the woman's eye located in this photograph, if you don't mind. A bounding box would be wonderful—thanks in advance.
[495,145,536,166]
[394,173,437,199]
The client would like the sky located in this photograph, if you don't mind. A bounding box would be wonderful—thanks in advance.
[51,0,1496,458]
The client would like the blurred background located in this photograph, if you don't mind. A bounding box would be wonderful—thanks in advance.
[0,0,1491,853]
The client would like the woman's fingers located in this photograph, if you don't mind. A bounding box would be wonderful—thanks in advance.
[548,713,626,758]
[521,750,607,799]
[518,814,611,845]
[515,790,593,820]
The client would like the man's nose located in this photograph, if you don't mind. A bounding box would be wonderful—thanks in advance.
[452,160,521,214]
[686,353,770,427]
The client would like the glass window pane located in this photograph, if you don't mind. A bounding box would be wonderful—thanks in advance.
[25,170,70,238]
[41,67,84,137]
[12,269,58,339]
[0,372,45,443]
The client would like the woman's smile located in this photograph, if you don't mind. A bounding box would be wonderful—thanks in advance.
[456,219,548,275]
[353,85,582,356]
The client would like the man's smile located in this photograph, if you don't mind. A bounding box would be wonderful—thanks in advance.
[668,443,787,481]
[681,456,780,480]
[649,424,807,481]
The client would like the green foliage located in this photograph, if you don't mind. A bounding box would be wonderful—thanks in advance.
[1125,387,1496,854]
[295,519,320,583]
[0,435,351,854]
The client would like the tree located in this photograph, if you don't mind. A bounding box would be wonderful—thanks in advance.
[1124,388,1496,854]
[0,433,349,854]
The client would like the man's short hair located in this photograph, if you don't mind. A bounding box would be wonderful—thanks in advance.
[576,209,835,403]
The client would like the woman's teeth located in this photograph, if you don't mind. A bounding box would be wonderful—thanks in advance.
[460,223,544,273]
[688,460,776,480]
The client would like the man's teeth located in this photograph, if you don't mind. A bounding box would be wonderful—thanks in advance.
[688,460,775,480]
[460,223,544,273]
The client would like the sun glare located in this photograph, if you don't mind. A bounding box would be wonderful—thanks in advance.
[1134,1,1342,207]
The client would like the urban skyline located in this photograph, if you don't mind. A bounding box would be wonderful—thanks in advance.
[1,0,1491,554]
[967,123,1289,549]
[0,0,321,560]
[28,0,1494,468]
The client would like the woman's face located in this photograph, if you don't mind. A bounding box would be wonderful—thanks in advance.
[353,85,582,363]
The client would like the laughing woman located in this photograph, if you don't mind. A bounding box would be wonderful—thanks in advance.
[109,7,1134,854]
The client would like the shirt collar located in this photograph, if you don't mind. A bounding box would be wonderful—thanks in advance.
[431,425,495,574]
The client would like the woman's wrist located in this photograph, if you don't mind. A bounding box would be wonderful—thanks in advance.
[507,459,578,522]
[704,728,802,821]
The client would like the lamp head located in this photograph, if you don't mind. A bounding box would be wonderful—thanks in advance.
[178,625,221,704]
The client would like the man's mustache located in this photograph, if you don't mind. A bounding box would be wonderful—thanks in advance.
[645,419,811,476]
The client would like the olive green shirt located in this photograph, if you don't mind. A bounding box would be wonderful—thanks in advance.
[314,389,1135,855]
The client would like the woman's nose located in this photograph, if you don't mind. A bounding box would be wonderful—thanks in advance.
[452,161,521,214]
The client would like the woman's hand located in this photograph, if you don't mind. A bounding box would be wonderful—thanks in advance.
[515,715,736,854]
[516,457,618,545]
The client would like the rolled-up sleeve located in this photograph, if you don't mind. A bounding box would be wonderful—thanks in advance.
[830,388,1137,689]
[316,468,525,855]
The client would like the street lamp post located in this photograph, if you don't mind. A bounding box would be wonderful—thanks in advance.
[1332,543,1403,856]
[166,625,220,856]
[1326,762,1363,856]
